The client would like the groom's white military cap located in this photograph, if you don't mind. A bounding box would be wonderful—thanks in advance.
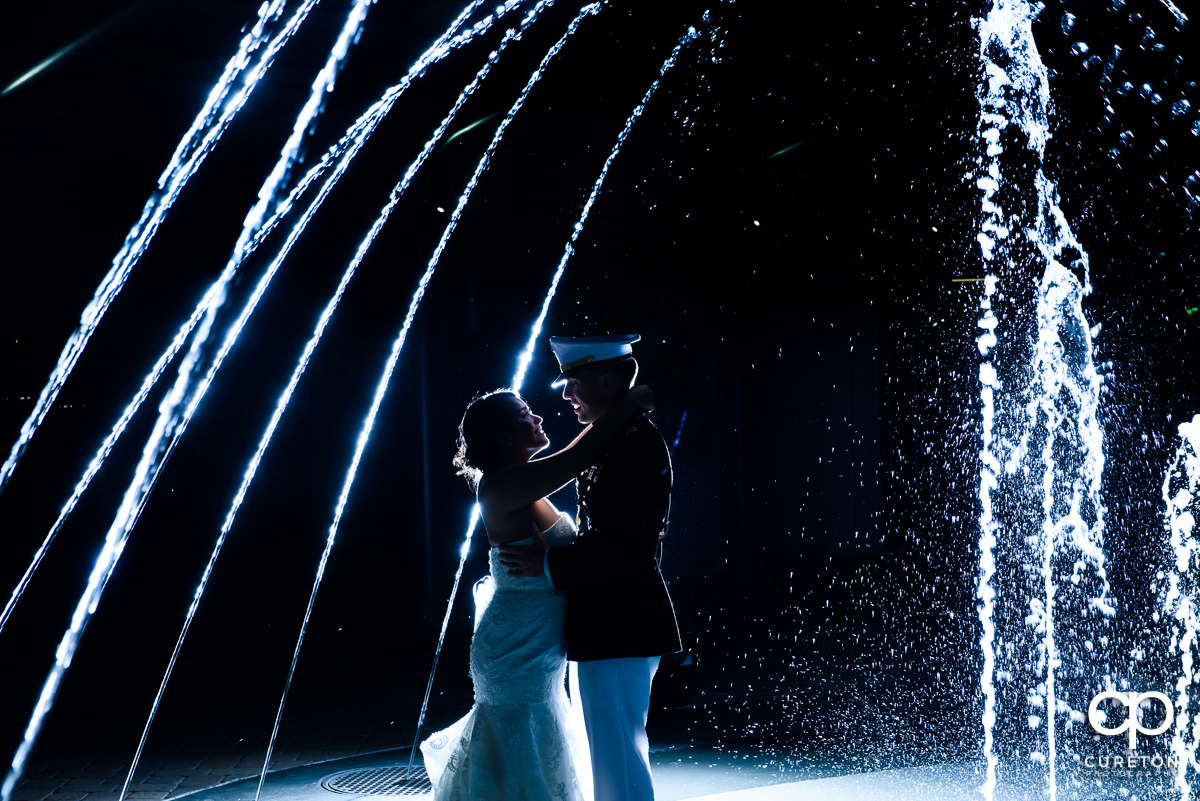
[549,334,639,386]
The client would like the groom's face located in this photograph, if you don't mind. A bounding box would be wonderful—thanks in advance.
[561,365,611,425]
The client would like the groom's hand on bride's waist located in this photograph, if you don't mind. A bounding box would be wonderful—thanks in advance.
[497,522,549,578]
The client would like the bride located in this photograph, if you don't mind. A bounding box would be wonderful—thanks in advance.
[420,385,652,801]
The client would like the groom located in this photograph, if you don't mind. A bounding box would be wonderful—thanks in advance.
[500,334,681,801]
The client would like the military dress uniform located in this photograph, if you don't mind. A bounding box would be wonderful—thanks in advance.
[546,414,681,801]
[548,416,680,660]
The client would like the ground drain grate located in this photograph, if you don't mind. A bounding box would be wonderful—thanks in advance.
[320,766,432,796]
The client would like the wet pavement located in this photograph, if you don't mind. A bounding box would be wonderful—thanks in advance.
[5,558,977,801]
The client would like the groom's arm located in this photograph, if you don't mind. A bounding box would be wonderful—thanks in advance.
[496,538,560,582]
[495,523,549,578]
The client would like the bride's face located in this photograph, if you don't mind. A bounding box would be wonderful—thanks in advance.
[503,396,550,460]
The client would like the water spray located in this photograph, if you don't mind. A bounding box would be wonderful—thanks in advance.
[0,0,310,499]
[0,2,501,797]
[1162,415,1200,798]
[974,2,1110,799]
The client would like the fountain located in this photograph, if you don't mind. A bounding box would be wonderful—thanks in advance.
[975,0,1198,798]
[974,1,1112,797]
[1,2,714,799]
[0,1,1197,800]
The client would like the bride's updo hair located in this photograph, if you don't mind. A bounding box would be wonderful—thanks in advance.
[453,388,523,489]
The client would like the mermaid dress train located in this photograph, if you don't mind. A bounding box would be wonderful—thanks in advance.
[421,514,590,801]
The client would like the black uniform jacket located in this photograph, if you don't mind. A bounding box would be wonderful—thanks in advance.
[546,416,682,662]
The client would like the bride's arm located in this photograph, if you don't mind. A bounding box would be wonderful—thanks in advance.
[479,385,652,515]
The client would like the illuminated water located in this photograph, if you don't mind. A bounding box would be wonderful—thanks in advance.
[0,1,527,649]
[1,1,712,798]
[974,1,1194,799]
[0,0,307,499]
[121,3,554,796]
[0,2,515,798]
[2,0,379,787]
[1162,415,1200,798]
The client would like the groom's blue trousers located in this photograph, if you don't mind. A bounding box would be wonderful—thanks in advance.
[576,655,661,801]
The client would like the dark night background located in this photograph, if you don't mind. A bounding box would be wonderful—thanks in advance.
[1,0,1198,776]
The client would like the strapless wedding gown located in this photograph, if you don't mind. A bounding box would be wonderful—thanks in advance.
[420,513,591,801]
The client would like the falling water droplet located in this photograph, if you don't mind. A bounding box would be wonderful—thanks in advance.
[1184,171,1200,203]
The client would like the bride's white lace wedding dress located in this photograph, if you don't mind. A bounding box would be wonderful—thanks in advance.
[420,513,591,801]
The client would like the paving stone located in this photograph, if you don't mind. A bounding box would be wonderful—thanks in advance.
[12,779,69,792]
[55,781,113,794]
[41,759,94,773]
[126,783,182,794]
[16,792,88,801]
[150,758,208,772]
[12,708,411,801]
[213,771,257,781]
[74,766,126,779]
[9,784,68,801]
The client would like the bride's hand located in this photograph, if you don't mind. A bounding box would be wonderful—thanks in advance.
[627,384,654,412]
